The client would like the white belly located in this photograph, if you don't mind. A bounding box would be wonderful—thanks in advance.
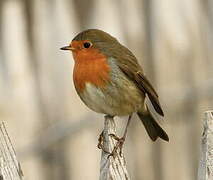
[78,82,144,116]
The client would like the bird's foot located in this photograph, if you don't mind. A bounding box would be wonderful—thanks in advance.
[108,134,125,157]
[97,131,110,154]
[97,132,125,158]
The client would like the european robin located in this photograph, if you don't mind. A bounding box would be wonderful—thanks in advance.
[61,29,169,152]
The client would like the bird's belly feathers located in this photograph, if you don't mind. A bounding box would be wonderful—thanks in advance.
[78,78,144,116]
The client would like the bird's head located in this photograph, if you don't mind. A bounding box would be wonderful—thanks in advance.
[60,29,119,62]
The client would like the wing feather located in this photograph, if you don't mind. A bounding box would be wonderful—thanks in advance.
[118,63,164,116]
[98,41,164,116]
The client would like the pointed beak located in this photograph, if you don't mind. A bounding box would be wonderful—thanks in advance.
[60,45,75,51]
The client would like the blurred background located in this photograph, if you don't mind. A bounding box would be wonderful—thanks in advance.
[0,0,213,179]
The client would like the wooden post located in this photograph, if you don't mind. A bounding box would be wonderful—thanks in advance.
[0,122,23,180]
[99,115,130,180]
[198,111,213,180]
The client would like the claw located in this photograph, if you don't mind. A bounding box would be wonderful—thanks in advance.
[98,131,127,158]
[97,131,110,154]
[108,134,125,157]
[97,131,104,149]
[97,132,125,158]
[109,134,121,141]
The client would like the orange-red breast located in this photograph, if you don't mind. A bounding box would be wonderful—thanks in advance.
[61,29,169,142]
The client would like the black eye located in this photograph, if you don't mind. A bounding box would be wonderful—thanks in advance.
[83,42,91,48]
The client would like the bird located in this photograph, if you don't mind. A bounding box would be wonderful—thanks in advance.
[60,29,169,154]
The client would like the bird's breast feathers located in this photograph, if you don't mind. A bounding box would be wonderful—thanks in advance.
[73,48,110,91]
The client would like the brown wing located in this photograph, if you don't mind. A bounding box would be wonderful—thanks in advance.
[97,40,164,116]
[118,63,164,117]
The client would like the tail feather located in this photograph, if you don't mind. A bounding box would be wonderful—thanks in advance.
[137,110,169,142]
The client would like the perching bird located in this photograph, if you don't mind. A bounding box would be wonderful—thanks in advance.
[61,29,169,152]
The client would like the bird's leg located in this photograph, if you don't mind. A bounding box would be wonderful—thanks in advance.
[109,114,133,157]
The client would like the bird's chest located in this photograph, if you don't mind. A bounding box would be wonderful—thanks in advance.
[73,57,110,91]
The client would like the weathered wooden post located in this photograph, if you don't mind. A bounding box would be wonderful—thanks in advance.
[0,122,23,180]
[99,116,130,180]
[198,111,213,180]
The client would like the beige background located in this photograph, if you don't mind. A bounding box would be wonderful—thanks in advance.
[0,0,212,179]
